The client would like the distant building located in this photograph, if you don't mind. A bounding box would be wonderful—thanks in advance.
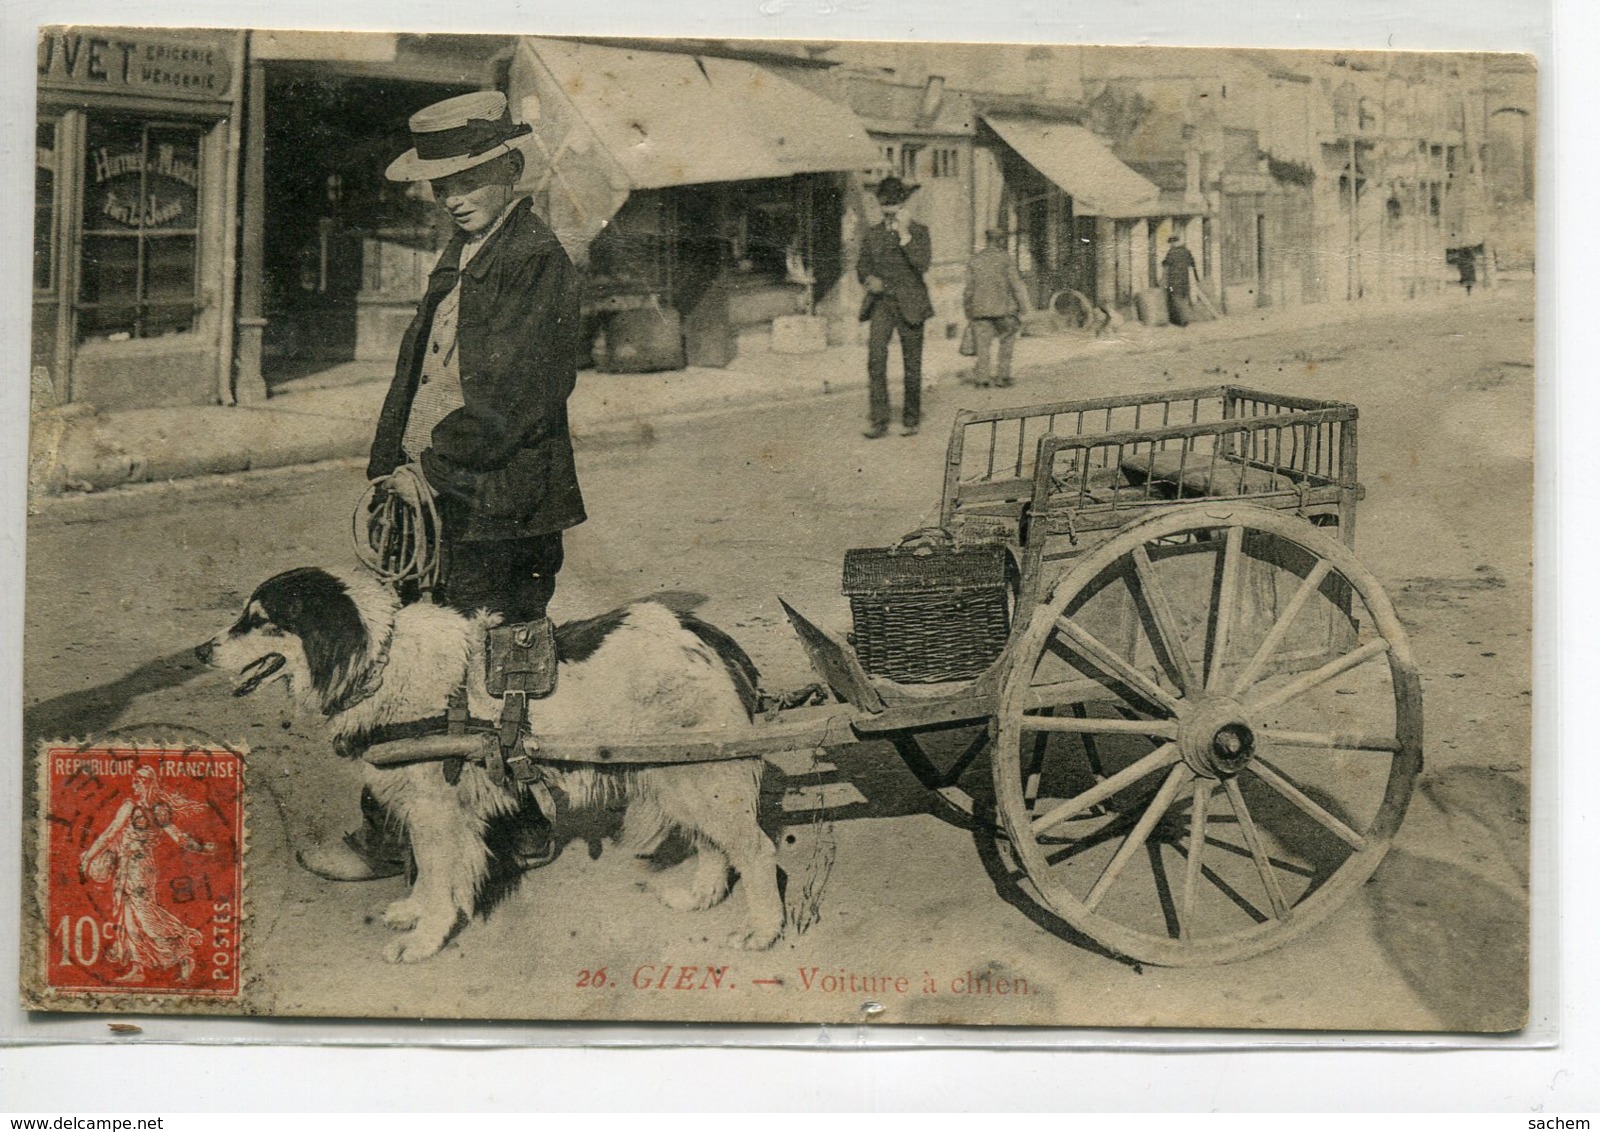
[33,32,1531,414]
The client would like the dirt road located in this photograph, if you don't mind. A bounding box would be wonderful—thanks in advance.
[24,288,1533,1031]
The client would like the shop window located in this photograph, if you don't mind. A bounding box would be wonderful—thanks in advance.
[36,121,58,294]
[77,115,203,342]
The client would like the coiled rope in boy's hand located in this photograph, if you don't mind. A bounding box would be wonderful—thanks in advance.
[352,465,443,593]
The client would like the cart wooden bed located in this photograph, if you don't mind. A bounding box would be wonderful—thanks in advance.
[366,386,1422,968]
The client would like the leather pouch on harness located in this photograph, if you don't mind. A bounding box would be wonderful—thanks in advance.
[483,620,559,806]
[486,619,558,699]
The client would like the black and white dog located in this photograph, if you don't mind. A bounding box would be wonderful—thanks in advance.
[197,567,782,963]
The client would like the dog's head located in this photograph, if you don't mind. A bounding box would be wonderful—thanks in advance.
[195,567,397,715]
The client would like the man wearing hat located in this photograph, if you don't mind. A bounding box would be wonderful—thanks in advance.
[963,227,1034,388]
[856,176,934,438]
[299,91,585,882]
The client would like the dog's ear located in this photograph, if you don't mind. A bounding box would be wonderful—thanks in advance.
[299,613,365,706]
[254,568,369,706]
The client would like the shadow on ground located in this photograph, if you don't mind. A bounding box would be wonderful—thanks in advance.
[24,649,207,744]
[1365,846,1528,1032]
[1364,764,1531,1032]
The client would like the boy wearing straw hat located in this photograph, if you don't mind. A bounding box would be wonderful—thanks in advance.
[300,91,584,882]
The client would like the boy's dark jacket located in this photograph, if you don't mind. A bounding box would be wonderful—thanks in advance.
[369,198,586,541]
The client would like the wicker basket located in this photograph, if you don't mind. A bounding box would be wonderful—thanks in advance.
[843,528,1014,684]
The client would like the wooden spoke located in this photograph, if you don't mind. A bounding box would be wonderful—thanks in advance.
[1247,757,1368,851]
[1084,764,1192,911]
[992,505,1421,965]
[1248,638,1391,714]
[1054,615,1181,716]
[1130,544,1198,694]
[1030,743,1180,837]
[1223,777,1289,919]
[1179,779,1212,942]
[1021,679,1105,712]
[1205,525,1245,690]
[1230,559,1334,696]
[1019,715,1178,740]
[1258,728,1401,753]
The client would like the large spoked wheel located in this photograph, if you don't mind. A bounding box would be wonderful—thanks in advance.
[993,504,1422,966]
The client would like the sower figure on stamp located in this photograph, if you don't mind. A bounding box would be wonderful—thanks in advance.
[964,227,1034,388]
[857,176,933,439]
[298,91,586,882]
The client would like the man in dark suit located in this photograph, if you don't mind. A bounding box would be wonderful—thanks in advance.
[300,91,584,881]
[857,176,933,438]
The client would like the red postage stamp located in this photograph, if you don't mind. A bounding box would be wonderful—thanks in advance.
[35,743,246,999]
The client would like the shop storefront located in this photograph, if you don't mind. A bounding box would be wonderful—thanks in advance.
[508,37,877,368]
[35,28,244,409]
[978,114,1175,315]
[236,32,512,397]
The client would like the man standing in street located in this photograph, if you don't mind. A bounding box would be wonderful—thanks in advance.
[963,227,1034,388]
[1162,234,1203,327]
[857,176,933,438]
[299,90,586,882]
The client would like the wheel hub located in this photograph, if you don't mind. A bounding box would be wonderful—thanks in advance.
[1177,698,1256,779]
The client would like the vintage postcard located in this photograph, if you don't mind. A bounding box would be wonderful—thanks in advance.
[20,29,1535,1031]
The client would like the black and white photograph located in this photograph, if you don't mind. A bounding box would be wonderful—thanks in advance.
[18,27,1538,1034]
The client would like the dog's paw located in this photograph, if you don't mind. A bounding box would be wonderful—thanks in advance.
[383,921,452,964]
[382,897,422,931]
[726,924,782,951]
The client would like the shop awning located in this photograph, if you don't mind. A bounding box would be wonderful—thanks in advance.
[509,37,880,255]
[983,114,1163,219]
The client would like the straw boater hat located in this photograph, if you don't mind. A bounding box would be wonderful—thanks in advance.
[385,91,533,183]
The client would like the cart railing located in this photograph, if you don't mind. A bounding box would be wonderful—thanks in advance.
[940,386,1359,536]
[1028,409,1356,526]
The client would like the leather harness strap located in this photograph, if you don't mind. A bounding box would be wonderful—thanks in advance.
[334,698,496,763]
[485,619,558,792]
[442,686,470,785]
[340,620,561,821]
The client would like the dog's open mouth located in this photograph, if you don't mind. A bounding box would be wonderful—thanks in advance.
[234,653,286,697]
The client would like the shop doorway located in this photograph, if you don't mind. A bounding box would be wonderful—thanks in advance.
[260,69,471,390]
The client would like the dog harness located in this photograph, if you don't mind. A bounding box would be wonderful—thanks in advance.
[484,618,559,793]
[336,617,561,816]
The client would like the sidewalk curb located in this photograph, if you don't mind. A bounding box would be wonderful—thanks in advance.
[30,287,1498,500]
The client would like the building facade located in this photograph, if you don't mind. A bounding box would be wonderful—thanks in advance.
[36,28,246,410]
[33,34,1528,413]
